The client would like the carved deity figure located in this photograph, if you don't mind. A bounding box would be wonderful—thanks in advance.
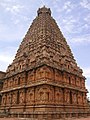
[55,88,63,103]
[19,91,25,104]
[4,81,7,88]
[7,94,11,105]
[77,93,82,105]
[14,78,18,86]
[2,95,6,105]
[37,85,53,103]
[72,92,77,104]
[83,93,87,105]
[36,66,52,80]
[26,88,34,104]
[12,92,17,104]
[64,89,70,103]
[55,70,60,81]
[28,70,34,82]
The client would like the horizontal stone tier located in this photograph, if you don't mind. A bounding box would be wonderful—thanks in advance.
[0,110,90,119]
[0,79,87,93]
[5,64,84,79]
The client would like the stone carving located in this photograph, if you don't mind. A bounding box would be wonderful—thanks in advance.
[81,79,85,88]
[71,76,75,85]
[55,69,61,81]
[64,89,70,103]
[55,88,63,103]
[9,79,13,87]
[36,85,53,103]
[72,91,77,104]
[2,94,6,105]
[27,70,35,82]
[44,67,52,79]
[77,92,83,105]
[83,93,87,105]
[12,92,17,105]
[26,88,34,104]
[19,90,25,104]
[0,6,88,118]
[36,66,53,80]
[19,74,26,85]
[6,93,11,105]
[3,80,8,89]
[14,77,18,86]
[76,78,80,87]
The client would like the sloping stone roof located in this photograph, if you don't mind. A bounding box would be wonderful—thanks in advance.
[5,6,83,78]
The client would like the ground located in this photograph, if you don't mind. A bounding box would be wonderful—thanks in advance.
[0,117,90,120]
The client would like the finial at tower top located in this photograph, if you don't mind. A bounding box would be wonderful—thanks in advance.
[37,6,51,16]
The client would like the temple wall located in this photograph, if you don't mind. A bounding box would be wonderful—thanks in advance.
[0,66,89,119]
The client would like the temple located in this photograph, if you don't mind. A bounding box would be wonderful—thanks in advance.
[0,6,89,119]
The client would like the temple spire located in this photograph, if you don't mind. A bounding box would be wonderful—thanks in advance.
[37,6,51,16]
[0,7,89,119]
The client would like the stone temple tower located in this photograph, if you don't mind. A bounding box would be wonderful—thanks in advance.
[0,6,89,119]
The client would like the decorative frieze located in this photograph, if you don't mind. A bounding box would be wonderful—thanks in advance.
[0,6,89,119]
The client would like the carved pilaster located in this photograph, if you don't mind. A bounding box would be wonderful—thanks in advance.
[12,91,17,105]
[27,70,35,83]
[77,92,83,105]
[1,94,7,106]
[19,89,25,104]
[64,89,70,104]
[35,85,54,104]
[72,91,77,104]
[26,88,35,105]
[13,76,18,87]
[55,87,63,104]
[82,92,87,105]
[55,69,62,82]
[6,93,12,106]
[3,80,8,89]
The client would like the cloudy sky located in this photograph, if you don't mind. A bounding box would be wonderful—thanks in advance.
[0,0,90,98]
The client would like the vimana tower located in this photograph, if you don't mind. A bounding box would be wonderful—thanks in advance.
[0,6,89,119]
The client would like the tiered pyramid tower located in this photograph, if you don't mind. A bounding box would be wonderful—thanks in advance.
[0,6,89,119]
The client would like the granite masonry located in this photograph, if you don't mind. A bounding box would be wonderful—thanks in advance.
[0,6,89,119]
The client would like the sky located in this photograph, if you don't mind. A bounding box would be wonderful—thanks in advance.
[0,0,90,98]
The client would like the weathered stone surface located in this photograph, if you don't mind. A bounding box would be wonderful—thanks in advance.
[0,6,89,119]
[0,71,5,79]
[0,117,90,120]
